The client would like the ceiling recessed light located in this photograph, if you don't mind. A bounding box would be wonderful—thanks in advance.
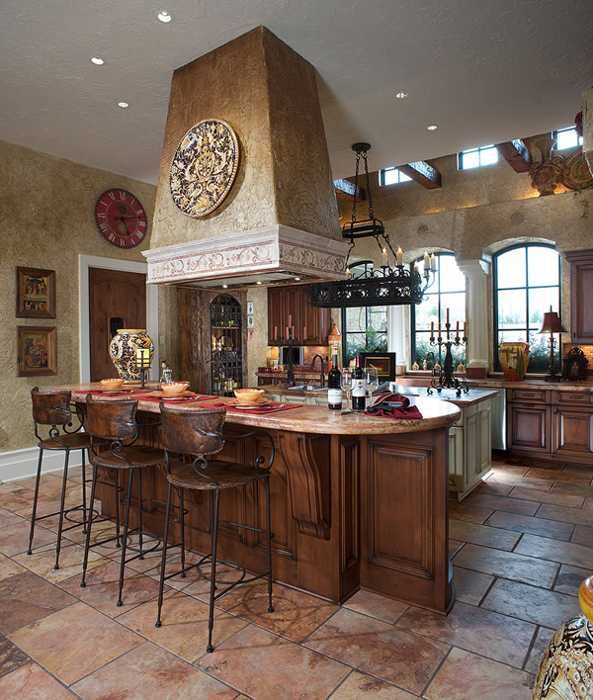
[117,101,129,109]
[157,10,172,23]
[90,56,104,66]
[256,280,262,285]
[222,284,228,289]
[395,91,408,99]
[294,277,301,281]
[427,124,439,131]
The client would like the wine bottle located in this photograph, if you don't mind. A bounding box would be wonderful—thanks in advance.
[327,351,342,410]
[351,354,367,412]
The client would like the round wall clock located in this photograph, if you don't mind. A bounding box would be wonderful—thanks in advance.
[95,189,148,248]
[169,119,240,218]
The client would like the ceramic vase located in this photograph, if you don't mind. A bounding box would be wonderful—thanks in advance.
[499,341,529,381]
[108,329,154,381]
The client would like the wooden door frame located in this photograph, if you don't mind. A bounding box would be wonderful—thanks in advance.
[79,254,159,382]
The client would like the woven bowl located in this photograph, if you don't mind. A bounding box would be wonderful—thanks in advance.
[160,381,190,397]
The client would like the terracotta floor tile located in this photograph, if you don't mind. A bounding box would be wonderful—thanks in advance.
[200,623,350,700]
[583,496,593,510]
[331,670,417,699]
[551,481,593,497]
[524,627,554,674]
[58,560,165,617]
[61,518,123,557]
[424,647,532,700]
[14,486,89,519]
[143,550,218,591]
[0,635,29,678]
[0,662,75,698]
[486,472,552,490]
[447,501,493,524]
[449,519,520,551]
[536,503,593,526]
[525,467,590,484]
[220,580,338,642]
[453,566,494,605]
[0,507,19,524]
[0,488,36,513]
[0,520,55,556]
[490,463,529,477]
[13,541,106,583]
[343,588,408,625]
[571,524,593,546]
[481,578,580,629]
[117,589,248,663]
[479,480,514,496]
[462,493,539,516]
[508,486,585,508]
[72,641,237,699]
[0,571,77,634]
[515,533,593,568]
[485,511,574,541]
[9,601,142,685]
[553,564,592,596]
[397,600,534,668]
[0,553,27,581]
[562,465,593,479]
[305,608,448,694]
[448,539,464,557]
[453,543,559,588]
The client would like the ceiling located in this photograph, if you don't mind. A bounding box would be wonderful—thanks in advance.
[1,0,591,184]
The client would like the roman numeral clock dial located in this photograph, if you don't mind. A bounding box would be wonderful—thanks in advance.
[94,189,148,248]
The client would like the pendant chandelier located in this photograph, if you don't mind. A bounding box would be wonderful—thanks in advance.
[311,142,435,308]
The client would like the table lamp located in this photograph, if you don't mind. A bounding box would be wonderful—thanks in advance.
[135,347,152,388]
[539,306,566,381]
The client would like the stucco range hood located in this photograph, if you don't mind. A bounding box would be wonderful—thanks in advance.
[144,224,350,287]
[144,27,349,287]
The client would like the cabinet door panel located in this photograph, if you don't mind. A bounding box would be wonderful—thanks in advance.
[508,404,550,453]
[568,252,593,343]
[552,408,593,457]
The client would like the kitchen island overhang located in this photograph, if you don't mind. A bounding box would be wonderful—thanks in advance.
[66,385,461,612]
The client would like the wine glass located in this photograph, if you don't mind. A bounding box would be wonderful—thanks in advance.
[341,368,352,409]
[365,367,379,402]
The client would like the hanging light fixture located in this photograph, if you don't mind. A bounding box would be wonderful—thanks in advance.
[311,143,435,308]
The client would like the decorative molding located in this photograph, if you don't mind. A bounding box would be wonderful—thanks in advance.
[143,225,350,285]
[0,446,83,483]
[78,255,159,382]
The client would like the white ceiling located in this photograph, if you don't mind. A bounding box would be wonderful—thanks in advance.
[1,0,591,184]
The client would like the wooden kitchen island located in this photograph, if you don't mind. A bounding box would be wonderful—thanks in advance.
[68,385,460,613]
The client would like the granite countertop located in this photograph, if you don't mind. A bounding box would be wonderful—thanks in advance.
[59,383,461,436]
[399,375,593,393]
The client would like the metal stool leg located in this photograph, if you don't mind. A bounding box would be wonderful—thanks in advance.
[115,470,121,548]
[81,463,98,587]
[54,448,70,570]
[117,469,134,607]
[264,477,274,613]
[155,481,173,628]
[27,447,44,555]
[207,488,220,653]
[81,449,88,535]
[138,470,144,559]
[179,488,186,577]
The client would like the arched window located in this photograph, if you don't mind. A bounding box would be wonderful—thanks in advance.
[411,252,466,368]
[493,243,561,372]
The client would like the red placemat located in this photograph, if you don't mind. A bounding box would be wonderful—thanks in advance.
[365,392,423,420]
[227,402,302,414]
[134,392,211,404]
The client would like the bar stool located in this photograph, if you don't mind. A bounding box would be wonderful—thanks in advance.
[155,403,274,653]
[28,387,91,569]
[81,395,163,606]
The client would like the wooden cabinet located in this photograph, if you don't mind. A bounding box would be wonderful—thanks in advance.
[566,249,593,343]
[268,285,330,346]
[551,407,593,460]
[507,403,550,454]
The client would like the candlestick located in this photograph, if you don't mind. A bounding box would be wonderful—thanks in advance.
[396,247,404,266]
[463,321,468,338]
[430,321,434,336]
[446,307,450,325]
[430,253,436,271]
[423,250,430,269]
[456,321,459,336]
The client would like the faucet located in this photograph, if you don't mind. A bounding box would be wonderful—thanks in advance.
[311,354,326,388]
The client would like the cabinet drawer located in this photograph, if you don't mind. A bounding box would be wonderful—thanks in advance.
[552,391,593,405]
[508,389,548,403]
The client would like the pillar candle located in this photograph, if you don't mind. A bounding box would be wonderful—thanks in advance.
[396,247,404,265]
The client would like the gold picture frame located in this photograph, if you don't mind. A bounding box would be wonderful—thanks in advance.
[17,326,57,377]
[16,267,56,318]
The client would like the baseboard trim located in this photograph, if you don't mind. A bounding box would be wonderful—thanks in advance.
[0,447,83,483]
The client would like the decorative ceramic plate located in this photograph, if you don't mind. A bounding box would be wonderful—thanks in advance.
[562,151,593,191]
[169,119,240,217]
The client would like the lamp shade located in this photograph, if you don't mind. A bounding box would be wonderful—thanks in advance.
[539,306,566,334]
[328,321,341,345]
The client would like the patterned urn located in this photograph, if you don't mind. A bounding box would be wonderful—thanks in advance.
[499,341,530,381]
[108,329,154,381]
[532,576,593,699]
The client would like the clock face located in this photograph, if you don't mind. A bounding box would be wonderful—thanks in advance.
[95,189,148,248]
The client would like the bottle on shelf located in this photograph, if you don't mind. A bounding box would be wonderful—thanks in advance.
[351,353,367,412]
[327,351,343,410]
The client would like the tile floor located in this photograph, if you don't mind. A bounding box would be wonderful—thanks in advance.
[0,458,591,699]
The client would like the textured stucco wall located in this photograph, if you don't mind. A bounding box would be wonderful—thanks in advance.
[0,140,155,453]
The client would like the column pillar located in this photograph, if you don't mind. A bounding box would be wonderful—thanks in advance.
[457,259,491,378]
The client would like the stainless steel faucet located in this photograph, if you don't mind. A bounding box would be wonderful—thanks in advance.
[311,354,326,388]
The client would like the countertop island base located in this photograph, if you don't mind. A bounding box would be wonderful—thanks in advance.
[94,415,453,612]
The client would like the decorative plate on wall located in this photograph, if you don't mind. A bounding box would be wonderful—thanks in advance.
[169,119,240,218]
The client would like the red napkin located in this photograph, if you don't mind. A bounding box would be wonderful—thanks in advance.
[365,393,423,420]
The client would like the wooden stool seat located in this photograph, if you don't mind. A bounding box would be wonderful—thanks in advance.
[167,460,270,491]
[38,432,91,451]
[92,445,163,470]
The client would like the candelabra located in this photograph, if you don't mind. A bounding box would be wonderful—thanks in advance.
[426,312,469,398]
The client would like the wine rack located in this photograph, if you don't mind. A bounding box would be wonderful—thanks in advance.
[210,294,243,395]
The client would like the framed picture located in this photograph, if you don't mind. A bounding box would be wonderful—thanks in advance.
[360,352,396,381]
[17,326,57,376]
[16,267,56,318]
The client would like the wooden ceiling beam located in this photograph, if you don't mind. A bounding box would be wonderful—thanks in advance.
[398,160,442,189]
[333,178,365,202]
[497,139,531,173]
